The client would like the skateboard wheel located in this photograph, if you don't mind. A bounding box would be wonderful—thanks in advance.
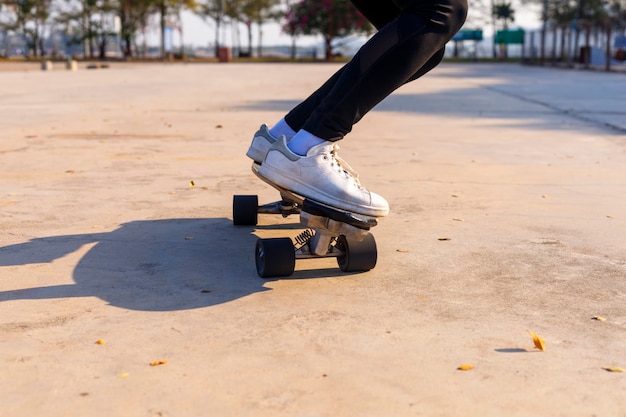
[233,195,258,225]
[336,233,377,272]
[255,238,296,278]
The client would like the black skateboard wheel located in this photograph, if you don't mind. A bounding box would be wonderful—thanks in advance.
[255,238,296,278]
[233,195,258,226]
[336,233,377,272]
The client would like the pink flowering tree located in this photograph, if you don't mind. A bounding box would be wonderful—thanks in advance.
[283,0,371,60]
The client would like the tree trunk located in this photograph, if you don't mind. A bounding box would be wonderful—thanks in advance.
[325,36,333,61]
[246,21,252,56]
[550,26,556,64]
[256,21,263,57]
[214,17,221,57]
[119,4,129,57]
[160,1,167,60]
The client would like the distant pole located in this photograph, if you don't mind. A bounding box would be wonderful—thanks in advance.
[540,0,547,64]
[605,20,611,72]
[160,0,166,59]
[490,0,497,58]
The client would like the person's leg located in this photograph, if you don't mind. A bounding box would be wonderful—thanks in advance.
[300,0,468,141]
[281,0,401,136]
[247,0,401,163]
[249,0,453,161]
[256,0,468,216]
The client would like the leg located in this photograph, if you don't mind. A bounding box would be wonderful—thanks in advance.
[247,0,405,161]
[284,47,445,135]
[283,0,402,134]
[301,0,468,141]
[252,0,468,216]
[284,0,465,138]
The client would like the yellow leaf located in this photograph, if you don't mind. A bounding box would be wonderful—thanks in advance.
[150,360,168,367]
[592,316,607,321]
[457,363,474,371]
[602,367,625,373]
[119,373,130,378]
[396,249,409,253]
[528,330,546,351]
[189,180,195,188]
[95,339,105,345]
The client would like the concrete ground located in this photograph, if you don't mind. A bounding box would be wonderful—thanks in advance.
[0,61,625,416]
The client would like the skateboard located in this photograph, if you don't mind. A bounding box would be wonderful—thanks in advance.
[233,163,379,278]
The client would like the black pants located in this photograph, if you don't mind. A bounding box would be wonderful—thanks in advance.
[284,0,468,141]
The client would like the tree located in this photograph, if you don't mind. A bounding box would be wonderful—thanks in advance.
[521,0,626,63]
[493,1,515,57]
[197,0,228,57]
[238,0,280,57]
[56,0,118,59]
[0,0,52,57]
[284,0,371,61]
[118,0,153,57]
[282,0,298,58]
[153,0,196,59]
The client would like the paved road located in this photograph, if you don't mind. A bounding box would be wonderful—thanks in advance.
[1,62,625,416]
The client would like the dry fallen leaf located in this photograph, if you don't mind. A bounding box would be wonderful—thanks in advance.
[602,367,624,373]
[438,237,451,241]
[592,316,607,321]
[457,364,474,371]
[95,339,105,345]
[189,180,195,188]
[150,360,168,367]
[396,249,409,253]
[119,373,130,378]
[528,330,546,351]
[452,218,464,222]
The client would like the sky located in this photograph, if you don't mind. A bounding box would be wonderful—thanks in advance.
[151,3,544,49]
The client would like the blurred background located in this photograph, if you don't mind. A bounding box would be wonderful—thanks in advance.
[0,0,624,68]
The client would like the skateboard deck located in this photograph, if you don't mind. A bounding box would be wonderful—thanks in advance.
[232,162,380,278]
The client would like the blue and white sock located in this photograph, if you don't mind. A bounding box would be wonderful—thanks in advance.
[269,118,297,141]
[287,130,326,156]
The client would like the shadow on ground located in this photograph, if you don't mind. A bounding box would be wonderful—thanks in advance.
[0,218,274,311]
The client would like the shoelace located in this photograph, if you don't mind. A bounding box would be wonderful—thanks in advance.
[326,144,364,189]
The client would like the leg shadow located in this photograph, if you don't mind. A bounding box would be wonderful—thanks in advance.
[0,218,267,311]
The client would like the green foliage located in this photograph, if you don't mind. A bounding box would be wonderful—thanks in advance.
[522,0,626,28]
[1,0,52,56]
[283,0,371,59]
[284,0,371,39]
[492,2,515,29]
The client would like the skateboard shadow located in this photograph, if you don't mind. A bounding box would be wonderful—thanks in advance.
[0,218,270,311]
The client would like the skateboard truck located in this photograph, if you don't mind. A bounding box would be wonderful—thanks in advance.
[257,198,300,218]
[233,195,378,278]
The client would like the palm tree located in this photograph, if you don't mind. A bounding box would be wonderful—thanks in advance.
[493,1,515,58]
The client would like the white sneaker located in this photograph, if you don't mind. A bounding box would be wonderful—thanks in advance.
[246,124,278,164]
[258,136,389,217]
